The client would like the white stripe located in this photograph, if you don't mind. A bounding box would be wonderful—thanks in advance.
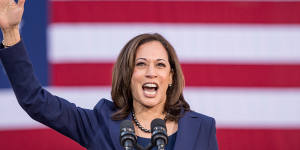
[184,87,300,128]
[48,24,300,64]
[1,87,300,129]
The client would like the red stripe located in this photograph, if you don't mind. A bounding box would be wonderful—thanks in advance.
[0,128,84,150]
[51,63,113,86]
[0,128,299,150]
[51,63,300,87]
[51,1,300,24]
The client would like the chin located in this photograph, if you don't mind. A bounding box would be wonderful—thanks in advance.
[142,97,164,108]
[134,96,161,108]
[143,101,160,108]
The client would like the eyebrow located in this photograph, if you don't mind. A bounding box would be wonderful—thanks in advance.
[135,58,167,62]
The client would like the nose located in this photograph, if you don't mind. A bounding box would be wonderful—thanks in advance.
[145,64,157,78]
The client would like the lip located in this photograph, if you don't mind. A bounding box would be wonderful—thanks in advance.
[143,90,157,98]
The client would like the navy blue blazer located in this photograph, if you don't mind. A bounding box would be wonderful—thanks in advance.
[0,41,218,150]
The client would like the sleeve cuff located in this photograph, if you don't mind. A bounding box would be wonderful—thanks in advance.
[0,40,23,50]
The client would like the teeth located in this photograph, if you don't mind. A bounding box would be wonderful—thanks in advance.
[143,83,157,97]
[143,83,157,88]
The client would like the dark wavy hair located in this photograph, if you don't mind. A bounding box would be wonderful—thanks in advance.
[111,33,190,121]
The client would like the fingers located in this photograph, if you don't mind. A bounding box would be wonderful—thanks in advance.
[17,0,25,8]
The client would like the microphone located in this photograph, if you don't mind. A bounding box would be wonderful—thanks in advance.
[151,118,168,150]
[120,120,137,150]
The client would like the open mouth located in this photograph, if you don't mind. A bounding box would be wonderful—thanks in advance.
[142,83,158,97]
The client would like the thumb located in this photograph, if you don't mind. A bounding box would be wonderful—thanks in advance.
[17,0,26,8]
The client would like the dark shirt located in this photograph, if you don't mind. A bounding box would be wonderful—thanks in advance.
[137,132,177,150]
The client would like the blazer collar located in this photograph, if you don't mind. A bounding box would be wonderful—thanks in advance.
[173,111,202,150]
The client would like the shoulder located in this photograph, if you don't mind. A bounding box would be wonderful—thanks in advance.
[185,110,214,120]
[180,111,217,141]
[93,98,117,118]
[93,98,116,112]
[183,110,216,126]
[180,111,219,149]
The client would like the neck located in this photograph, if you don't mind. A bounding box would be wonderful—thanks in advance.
[132,106,178,138]
[133,103,166,123]
[132,101,167,136]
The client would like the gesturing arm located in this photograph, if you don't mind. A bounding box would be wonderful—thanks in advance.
[0,1,99,148]
[1,41,99,147]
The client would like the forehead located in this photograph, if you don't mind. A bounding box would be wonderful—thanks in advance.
[135,41,169,61]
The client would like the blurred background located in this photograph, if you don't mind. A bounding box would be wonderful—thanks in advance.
[1,0,300,149]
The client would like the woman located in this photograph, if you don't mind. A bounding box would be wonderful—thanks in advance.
[0,0,218,150]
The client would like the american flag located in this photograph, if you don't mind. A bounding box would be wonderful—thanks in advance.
[0,0,300,150]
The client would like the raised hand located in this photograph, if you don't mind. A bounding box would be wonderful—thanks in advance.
[0,0,25,30]
[0,0,25,46]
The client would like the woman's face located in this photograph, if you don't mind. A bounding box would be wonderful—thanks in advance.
[131,41,173,110]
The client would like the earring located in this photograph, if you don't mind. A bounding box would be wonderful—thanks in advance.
[168,84,172,87]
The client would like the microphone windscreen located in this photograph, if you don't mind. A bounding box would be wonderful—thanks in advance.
[120,120,134,131]
[151,118,166,131]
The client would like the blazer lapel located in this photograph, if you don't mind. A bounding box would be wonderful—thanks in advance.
[173,111,202,150]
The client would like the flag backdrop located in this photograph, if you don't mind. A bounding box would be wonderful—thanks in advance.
[1,0,300,150]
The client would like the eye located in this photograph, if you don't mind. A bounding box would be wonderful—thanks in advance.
[157,62,166,67]
[136,62,146,66]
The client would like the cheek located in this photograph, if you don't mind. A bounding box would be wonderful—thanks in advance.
[130,77,138,92]
[130,80,139,99]
[159,73,172,90]
[131,73,139,87]
[130,71,142,95]
[162,71,172,82]
[131,69,145,84]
